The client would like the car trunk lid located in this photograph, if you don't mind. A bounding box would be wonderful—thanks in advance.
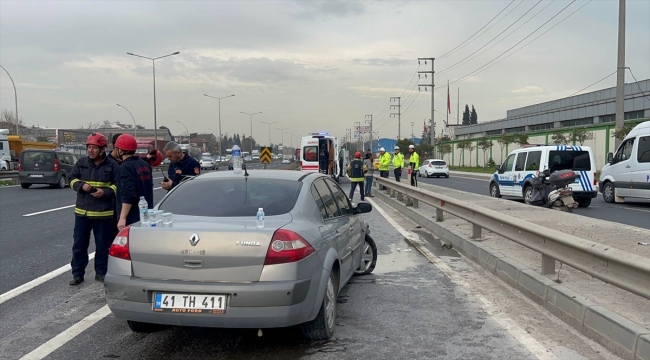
[128,214,292,282]
[20,151,54,172]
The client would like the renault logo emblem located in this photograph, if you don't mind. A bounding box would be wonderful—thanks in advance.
[189,233,200,246]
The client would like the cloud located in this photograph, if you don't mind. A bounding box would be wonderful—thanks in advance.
[291,1,365,20]
[511,86,545,94]
[351,58,412,67]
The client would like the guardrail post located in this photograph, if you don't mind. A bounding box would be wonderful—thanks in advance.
[396,192,404,201]
[390,189,396,198]
[541,255,556,275]
[412,198,419,208]
[471,224,481,239]
[436,208,444,222]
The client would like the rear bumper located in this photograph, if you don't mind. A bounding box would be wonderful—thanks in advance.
[424,169,449,176]
[572,191,598,199]
[105,274,319,328]
[19,171,58,184]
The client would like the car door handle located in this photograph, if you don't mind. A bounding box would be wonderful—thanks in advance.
[184,259,203,268]
[625,165,631,168]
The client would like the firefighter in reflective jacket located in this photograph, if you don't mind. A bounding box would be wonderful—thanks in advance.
[68,133,119,286]
[347,151,367,201]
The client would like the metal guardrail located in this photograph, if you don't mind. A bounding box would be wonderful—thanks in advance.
[374,176,650,300]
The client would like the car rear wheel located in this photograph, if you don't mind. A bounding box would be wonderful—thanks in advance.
[577,198,591,208]
[354,235,377,276]
[301,271,337,340]
[127,320,160,333]
[56,175,66,189]
[523,186,533,204]
[21,183,31,189]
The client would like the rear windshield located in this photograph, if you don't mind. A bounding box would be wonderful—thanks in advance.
[158,178,302,217]
[548,150,591,172]
[303,146,318,162]
[201,157,212,161]
[21,151,54,166]
[431,161,446,166]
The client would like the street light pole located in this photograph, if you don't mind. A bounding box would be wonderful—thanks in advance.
[276,127,288,148]
[0,65,18,135]
[126,51,180,143]
[116,104,137,138]
[204,94,235,160]
[261,121,278,146]
[240,111,262,153]
[177,120,189,144]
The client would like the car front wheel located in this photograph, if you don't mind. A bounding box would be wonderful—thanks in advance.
[490,183,501,198]
[302,271,337,340]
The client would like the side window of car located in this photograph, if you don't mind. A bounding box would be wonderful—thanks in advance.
[310,182,330,221]
[614,138,635,163]
[525,151,541,171]
[514,152,527,171]
[500,154,515,174]
[313,179,337,220]
[325,179,351,216]
[637,136,650,163]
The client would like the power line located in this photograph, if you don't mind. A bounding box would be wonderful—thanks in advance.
[438,0,544,75]
[437,0,517,61]
[627,67,650,102]
[436,0,580,91]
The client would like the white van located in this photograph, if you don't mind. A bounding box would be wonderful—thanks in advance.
[599,121,650,203]
[300,133,341,182]
[489,145,598,208]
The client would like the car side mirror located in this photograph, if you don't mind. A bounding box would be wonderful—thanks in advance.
[354,202,372,214]
[495,164,502,173]
[607,152,614,164]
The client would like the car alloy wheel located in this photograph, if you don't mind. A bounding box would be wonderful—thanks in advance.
[603,182,615,203]
[325,276,335,330]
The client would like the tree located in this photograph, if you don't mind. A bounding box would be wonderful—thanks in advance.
[571,128,594,145]
[159,125,169,130]
[470,105,478,125]
[514,134,529,145]
[462,104,471,125]
[496,133,514,163]
[0,109,25,135]
[416,144,434,159]
[135,124,145,129]
[614,124,635,140]
[551,133,568,145]
[466,141,476,167]
[396,138,415,153]
[456,141,469,166]
[438,143,452,163]
[477,139,493,167]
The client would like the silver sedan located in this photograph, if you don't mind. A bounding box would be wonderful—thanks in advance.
[105,170,377,340]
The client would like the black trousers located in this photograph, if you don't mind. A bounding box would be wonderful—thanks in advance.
[394,168,402,182]
[349,181,365,201]
[379,170,389,190]
[410,167,418,187]
[71,216,114,278]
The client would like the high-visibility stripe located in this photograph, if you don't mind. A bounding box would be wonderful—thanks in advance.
[69,179,81,189]
[109,185,117,193]
[74,208,114,217]
[84,181,113,187]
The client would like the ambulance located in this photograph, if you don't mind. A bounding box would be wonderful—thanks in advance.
[300,133,342,182]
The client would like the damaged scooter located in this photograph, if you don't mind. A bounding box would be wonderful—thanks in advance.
[529,169,579,213]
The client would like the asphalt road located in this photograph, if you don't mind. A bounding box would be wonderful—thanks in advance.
[0,167,620,359]
[414,173,650,230]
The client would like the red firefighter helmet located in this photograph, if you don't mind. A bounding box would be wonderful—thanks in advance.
[354,151,362,158]
[86,133,108,148]
[115,134,138,151]
[148,149,163,166]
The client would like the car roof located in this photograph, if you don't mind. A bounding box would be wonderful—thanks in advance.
[424,159,446,162]
[196,169,321,182]
[512,145,593,152]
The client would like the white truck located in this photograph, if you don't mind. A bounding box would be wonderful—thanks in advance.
[0,129,10,170]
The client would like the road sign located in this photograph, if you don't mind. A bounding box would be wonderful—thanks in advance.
[260,147,272,164]
[355,126,371,133]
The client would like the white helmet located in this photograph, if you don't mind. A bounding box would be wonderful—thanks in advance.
[379,147,386,152]
[394,146,400,150]
[409,144,415,149]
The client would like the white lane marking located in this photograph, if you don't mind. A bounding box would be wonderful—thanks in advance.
[0,252,96,305]
[20,305,110,360]
[367,198,557,360]
[22,179,165,217]
[0,185,20,188]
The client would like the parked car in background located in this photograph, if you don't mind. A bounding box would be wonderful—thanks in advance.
[282,159,291,164]
[105,170,374,340]
[18,150,77,189]
[418,159,449,178]
[200,157,218,170]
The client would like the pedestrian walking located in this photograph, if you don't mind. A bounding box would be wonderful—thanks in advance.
[347,151,367,201]
[363,152,375,197]
[114,134,154,230]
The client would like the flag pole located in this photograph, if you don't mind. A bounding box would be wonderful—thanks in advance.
[447,79,449,128]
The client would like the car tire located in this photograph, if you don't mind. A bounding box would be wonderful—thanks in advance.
[577,198,591,208]
[445,174,449,178]
[301,271,337,340]
[354,235,377,276]
[57,175,66,189]
[21,183,31,189]
[523,185,533,205]
[602,182,615,203]
[489,182,501,198]
[127,320,160,333]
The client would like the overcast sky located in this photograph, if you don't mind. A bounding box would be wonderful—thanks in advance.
[1,0,649,145]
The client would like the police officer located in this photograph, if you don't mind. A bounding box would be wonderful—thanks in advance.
[392,146,404,182]
[114,134,154,230]
[69,133,119,285]
[318,142,329,174]
[378,147,391,190]
[408,144,420,187]
[347,151,367,201]
[161,141,200,191]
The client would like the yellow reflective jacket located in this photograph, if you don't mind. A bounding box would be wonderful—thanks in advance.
[409,152,420,168]
[392,153,404,168]
[378,153,391,171]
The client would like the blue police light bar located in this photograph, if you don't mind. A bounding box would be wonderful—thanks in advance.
[310,132,329,136]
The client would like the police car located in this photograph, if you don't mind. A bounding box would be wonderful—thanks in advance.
[489,144,598,208]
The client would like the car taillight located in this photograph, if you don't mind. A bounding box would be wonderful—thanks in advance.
[53,159,60,172]
[109,227,131,260]
[264,229,314,265]
[17,160,22,171]
[593,172,597,186]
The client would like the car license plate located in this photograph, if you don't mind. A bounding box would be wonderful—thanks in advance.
[29,174,43,178]
[153,293,227,314]
[436,167,443,169]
